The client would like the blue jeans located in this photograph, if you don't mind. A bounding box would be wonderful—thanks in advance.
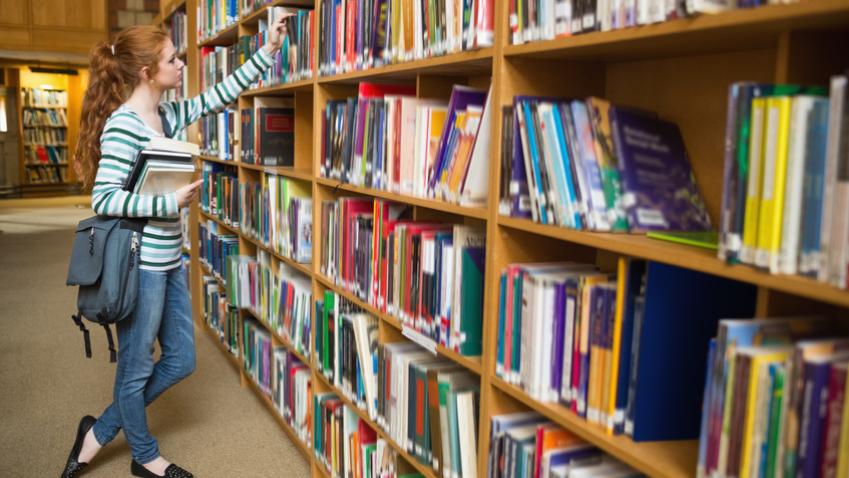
[91,268,196,464]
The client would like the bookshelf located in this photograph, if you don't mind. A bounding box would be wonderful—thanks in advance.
[20,86,70,186]
[162,0,849,476]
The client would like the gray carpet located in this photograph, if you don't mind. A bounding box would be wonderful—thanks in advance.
[0,205,310,477]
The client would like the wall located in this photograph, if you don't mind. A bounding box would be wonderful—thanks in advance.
[108,0,160,38]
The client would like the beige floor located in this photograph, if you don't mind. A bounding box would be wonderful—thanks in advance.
[0,202,310,477]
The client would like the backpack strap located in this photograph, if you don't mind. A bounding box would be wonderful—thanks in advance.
[102,324,117,363]
[71,313,92,359]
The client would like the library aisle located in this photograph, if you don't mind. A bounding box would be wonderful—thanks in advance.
[0,204,309,477]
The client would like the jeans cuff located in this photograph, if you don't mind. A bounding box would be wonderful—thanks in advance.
[134,448,160,465]
[91,421,110,447]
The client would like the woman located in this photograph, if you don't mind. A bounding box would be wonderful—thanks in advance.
[61,15,290,478]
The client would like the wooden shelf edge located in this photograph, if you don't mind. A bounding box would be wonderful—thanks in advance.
[490,376,697,478]
[316,177,488,220]
[240,232,314,278]
[314,274,482,375]
[317,47,494,84]
[199,210,240,235]
[198,155,238,166]
[314,372,439,478]
[238,162,314,181]
[199,22,239,47]
[242,78,315,96]
[503,0,849,59]
[497,215,849,308]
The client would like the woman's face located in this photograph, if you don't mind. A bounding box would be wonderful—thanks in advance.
[152,39,184,90]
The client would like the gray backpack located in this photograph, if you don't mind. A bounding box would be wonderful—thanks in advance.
[67,108,173,362]
[66,216,146,362]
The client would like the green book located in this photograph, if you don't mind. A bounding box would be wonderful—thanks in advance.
[765,363,785,478]
[459,247,485,356]
[646,230,719,251]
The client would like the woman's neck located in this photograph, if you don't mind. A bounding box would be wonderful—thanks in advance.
[124,81,162,115]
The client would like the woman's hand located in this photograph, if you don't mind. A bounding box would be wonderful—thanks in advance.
[264,12,295,55]
[176,179,204,208]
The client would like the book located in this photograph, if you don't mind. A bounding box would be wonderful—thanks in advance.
[610,106,712,232]
[125,136,199,194]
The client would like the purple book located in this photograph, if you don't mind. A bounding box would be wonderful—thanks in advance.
[799,358,836,478]
[610,107,712,232]
[510,104,533,218]
[551,281,567,401]
[428,85,488,194]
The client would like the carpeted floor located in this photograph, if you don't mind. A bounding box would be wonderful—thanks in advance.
[0,204,310,477]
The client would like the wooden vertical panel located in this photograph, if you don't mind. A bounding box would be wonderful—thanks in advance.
[0,0,29,26]
[774,30,849,85]
[477,0,510,474]
[295,89,313,171]
[187,0,204,330]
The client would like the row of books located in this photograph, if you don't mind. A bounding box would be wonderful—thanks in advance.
[199,0,238,41]
[203,276,241,356]
[244,317,274,395]
[314,394,419,478]
[697,318,849,478]
[317,0,495,76]
[239,97,295,166]
[321,82,492,206]
[487,411,642,478]
[22,108,67,127]
[24,145,67,165]
[225,251,313,355]
[24,128,67,145]
[199,220,239,279]
[315,290,482,478]
[25,166,68,184]
[320,197,486,355]
[508,0,792,45]
[200,163,239,226]
[500,95,711,233]
[239,0,273,17]
[21,88,67,108]
[240,173,312,263]
[273,349,312,445]
[496,258,757,441]
[200,107,237,159]
[717,75,849,289]
[167,10,188,54]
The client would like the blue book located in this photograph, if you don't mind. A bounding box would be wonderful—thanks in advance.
[629,262,756,441]
[551,102,583,229]
[798,357,842,478]
[799,98,830,277]
[613,259,645,434]
[510,102,532,219]
[496,273,508,376]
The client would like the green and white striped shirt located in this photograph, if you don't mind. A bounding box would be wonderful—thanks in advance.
[92,47,273,271]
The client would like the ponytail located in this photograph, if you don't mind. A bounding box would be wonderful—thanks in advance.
[75,26,168,190]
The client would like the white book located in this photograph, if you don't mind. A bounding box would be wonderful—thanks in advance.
[457,391,479,478]
[135,160,195,196]
[459,86,493,207]
[818,76,847,284]
[778,96,816,275]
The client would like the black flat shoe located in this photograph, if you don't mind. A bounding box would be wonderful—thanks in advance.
[131,460,194,478]
[60,415,97,478]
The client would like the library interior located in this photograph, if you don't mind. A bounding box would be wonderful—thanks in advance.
[0,0,848,477]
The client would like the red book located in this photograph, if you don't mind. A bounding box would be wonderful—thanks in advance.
[820,361,848,476]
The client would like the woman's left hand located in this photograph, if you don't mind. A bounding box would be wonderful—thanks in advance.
[264,12,295,54]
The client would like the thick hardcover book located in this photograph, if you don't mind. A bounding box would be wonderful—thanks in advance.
[610,107,712,232]
[628,261,756,441]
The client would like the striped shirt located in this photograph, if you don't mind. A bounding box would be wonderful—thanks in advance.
[92,47,273,271]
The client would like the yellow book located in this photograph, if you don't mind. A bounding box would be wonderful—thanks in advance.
[755,96,792,271]
[605,257,629,435]
[836,363,849,478]
[741,98,768,265]
[738,347,792,478]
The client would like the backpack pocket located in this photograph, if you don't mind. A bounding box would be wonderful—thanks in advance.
[66,216,117,286]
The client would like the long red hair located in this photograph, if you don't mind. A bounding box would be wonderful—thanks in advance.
[75,26,168,190]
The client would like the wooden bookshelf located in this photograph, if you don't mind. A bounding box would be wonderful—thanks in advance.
[168,0,849,476]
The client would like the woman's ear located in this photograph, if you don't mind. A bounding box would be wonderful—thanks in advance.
[140,66,151,82]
